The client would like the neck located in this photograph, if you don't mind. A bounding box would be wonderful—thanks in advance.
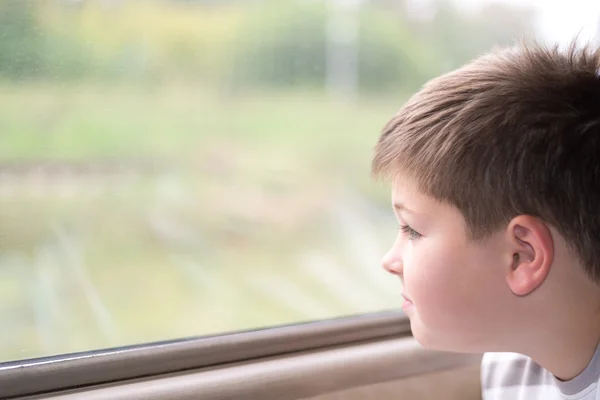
[518,278,600,381]
[526,312,600,381]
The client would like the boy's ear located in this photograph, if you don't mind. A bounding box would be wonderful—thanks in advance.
[505,215,554,296]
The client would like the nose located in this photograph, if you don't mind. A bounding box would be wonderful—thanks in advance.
[381,247,403,276]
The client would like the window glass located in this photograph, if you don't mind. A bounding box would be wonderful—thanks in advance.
[1,0,598,362]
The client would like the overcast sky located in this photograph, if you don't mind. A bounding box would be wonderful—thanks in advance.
[451,0,600,44]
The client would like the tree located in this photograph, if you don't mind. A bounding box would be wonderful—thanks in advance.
[0,0,45,79]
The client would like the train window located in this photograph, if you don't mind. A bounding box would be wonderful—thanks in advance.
[1,0,598,365]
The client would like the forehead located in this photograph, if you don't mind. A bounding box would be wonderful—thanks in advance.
[390,176,433,208]
[390,176,465,226]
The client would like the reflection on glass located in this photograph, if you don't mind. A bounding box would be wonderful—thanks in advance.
[1,0,592,362]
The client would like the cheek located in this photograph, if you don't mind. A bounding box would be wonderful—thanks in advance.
[404,237,509,352]
[404,239,473,325]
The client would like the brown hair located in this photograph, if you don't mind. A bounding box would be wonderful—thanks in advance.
[372,41,600,281]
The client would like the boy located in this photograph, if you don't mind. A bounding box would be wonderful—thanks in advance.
[372,41,600,399]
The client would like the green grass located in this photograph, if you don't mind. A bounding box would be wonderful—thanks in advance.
[0,82,402,163]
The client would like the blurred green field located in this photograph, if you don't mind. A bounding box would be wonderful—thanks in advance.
[0,83,402,361]
[1,82,400,163]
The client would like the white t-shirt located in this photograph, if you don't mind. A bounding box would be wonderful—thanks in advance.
[481,348,600,400]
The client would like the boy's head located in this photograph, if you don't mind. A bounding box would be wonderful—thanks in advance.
[373,42,600,354]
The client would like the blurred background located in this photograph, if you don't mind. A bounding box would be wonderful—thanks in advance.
[1,0,598,363]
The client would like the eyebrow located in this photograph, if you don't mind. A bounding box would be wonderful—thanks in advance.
[393,202,416,214]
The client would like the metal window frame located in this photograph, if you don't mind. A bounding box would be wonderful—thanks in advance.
[0,310,410,399]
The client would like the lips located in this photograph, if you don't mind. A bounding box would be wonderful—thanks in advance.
[401,294,414,311]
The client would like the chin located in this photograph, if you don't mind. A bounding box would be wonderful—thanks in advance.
[414,334,469,353]
[412,331,447,351]
[411,323,480,353]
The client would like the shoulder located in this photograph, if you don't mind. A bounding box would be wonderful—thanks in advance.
[481,352,556,400]
[481,352,535,389]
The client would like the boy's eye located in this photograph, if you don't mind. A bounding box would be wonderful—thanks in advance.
[400,224,422,240]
